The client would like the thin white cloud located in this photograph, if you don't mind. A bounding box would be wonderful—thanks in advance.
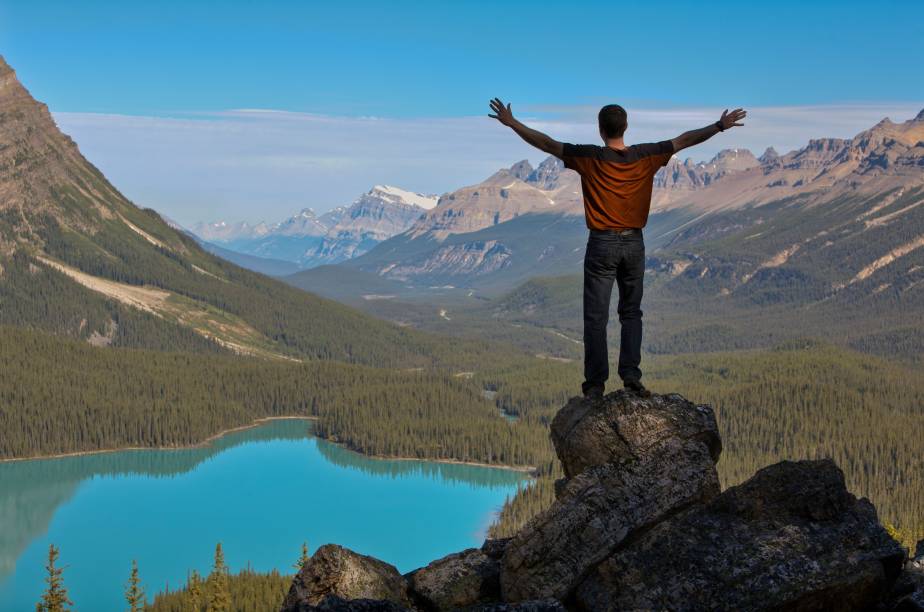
[52,102,922,227]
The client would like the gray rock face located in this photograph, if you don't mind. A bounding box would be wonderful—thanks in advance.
[550,391,721,479]
[575,459,906,612]
[286,595,409,611]
[525,157,563,190]
[406,547,500,610]
[281,544,412,611]
[508,160,534,181]
[480,538,511,560]
[500,438,720,602]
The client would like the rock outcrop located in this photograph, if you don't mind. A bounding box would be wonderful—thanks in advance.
[497,392,723,601]
[549,390,721,479]
[406,547,500,610]
[281,544,414,611]
[501,439,720,600]
[575,459,905,611]
[281,391,916,612]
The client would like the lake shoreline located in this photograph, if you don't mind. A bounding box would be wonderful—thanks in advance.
[0,415,539,476]
[0,415,319,464]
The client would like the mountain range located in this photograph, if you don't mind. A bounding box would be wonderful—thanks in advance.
[3,44,921,365]
[197,106,923,288]
[190,184,437,273]
[0,55,483,368]
[284,107,924,359]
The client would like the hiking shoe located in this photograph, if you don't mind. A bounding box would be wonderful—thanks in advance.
[583,385,604,401]
[623,379,652,398]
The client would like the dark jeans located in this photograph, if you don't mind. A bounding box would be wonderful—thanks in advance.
[582,228,645,394]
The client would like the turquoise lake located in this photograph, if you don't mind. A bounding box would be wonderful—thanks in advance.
[0,418,528,611]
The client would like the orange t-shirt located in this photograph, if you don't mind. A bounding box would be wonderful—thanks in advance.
[558,140,674,230]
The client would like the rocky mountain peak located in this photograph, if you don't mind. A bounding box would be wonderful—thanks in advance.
[508,159,534,181]
[705,148,759,171]
[914,107,924,122]
[526,155,564,190]
[873,117,896,129]
[270,208,328,237]
[366,184,438,210]
[759,146,780,163]
[305,185,436,264]
[0,55,129,249]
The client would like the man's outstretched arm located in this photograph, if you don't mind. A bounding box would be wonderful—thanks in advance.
[488,97,563,157]
[671,108,747,153]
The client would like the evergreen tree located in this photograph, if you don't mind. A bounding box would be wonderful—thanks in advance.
[186,569,203,612]
[293,542,311,572]
[205,543,231,612]
[124,559,146,611]
[36,544,73,612]
[147,567,290,611]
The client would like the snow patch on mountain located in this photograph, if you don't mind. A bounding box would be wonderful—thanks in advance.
[372,184,439,209]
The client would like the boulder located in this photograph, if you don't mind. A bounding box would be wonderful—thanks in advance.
[406,547,500,610]
[500,438,720,601]
[550,390,721,479]
[281,544,413,611]
[575,459,906,612]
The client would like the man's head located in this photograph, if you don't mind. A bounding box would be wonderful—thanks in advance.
[598,104,628,141]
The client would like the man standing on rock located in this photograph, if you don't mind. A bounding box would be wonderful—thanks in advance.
[488,99,746,399]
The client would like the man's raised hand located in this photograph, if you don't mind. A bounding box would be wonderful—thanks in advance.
[487,98,562,156]
[488,98,516,127]
[719,108,747,130]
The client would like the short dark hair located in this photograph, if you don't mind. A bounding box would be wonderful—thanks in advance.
[598,104,628,139]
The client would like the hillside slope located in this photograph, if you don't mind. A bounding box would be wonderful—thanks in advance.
[0,55,500,367]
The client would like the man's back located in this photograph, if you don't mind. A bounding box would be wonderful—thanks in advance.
[558,141,674,231]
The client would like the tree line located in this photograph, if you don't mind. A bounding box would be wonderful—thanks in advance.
[33,541,296,612]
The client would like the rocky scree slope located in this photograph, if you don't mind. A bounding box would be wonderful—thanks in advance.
[280,390,921,611]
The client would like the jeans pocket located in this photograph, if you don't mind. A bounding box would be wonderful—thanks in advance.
[628,239,645,259]
[586,239,610,258]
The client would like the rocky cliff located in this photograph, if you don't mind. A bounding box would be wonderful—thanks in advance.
[280,391,923,611]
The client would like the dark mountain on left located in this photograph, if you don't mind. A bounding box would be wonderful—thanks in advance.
[0,55,452,366]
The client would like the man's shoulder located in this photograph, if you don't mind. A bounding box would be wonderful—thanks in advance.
[629,140,675,158]
[563,141,673,163]
[561,142,603,159]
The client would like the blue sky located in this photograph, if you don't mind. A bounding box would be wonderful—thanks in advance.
[2,0,922,225]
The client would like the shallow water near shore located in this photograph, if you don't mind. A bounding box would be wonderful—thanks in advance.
[0,418,527,611]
